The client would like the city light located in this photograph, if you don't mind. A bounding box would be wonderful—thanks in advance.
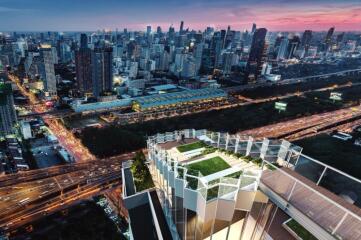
[0,1,361,239]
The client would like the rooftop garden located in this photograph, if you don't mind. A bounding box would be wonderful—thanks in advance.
[177,141,207,153]
[217,148,263,167]
[131,151,155,192]
[186,156,230,176]
[285,219,318,240]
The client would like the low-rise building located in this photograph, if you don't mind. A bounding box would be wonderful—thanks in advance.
[132,88,227,112]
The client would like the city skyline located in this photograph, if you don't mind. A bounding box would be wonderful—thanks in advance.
[0,0,360,32]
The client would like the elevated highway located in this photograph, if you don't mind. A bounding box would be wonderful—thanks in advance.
[0,153,134,233]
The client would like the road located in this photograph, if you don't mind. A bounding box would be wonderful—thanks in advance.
[9,74,95,162]
[17,108,74,120]
[0,153,134,233]
[224,68,361,93]
[238,105,361,141]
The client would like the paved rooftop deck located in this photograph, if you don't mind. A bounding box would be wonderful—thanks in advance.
[261,167,361,240]
[158,138,198,150]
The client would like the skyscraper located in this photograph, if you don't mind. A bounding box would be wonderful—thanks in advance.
[75,34,92,95]
[180,21,184,34]
[168,26,175,43]
[92,46,113,97]
[277,37,289,60]
[0,81,17,136]
[40,45,57,96]
[324,26,335,51]
[146,26,152,36]
[336,32,345,46]
[287,35,300,59]
[301,30,313,48]
[246,28,268,82]
[156,26,162,35]
[193,43,203,74]
[251,23,257,34]
[325,27,335,45]
[80,33,88,48]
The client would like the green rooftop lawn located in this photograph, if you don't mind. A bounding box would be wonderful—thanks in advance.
[286,219,318,240]
[177,141,207,153]
[187,156,230,176]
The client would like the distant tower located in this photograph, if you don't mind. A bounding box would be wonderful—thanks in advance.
[92,46,113,97]
[251,23,257,34]
[40,45,57,96]
[156,26,162,34]
[180,21,184,34]
[301,30,312,49]
[75,33,92,95]
[287,35,300,59]
[324,27,335,50]
[325,27,335,44]
[246,28,268,82]
[277,37,289,60]
[147,26,152,35]
[80,33,88,48]
[336,32,345,46]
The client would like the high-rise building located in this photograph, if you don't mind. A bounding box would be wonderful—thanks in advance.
[193,43,204,74]
[180,21,184,34]
[156,26,162,35]
[277,37,289,60]
[222,51,238,74]
[75,34,93,95]
[147,26,152,36]
[324,26,335,50]
[301,30,312,48]
[336,32,345,46]
[40,45,57,96]
[211,32,223,68]
[181,56,196,78]
[80,33,88,48]
[287,35,300,59]
[0,81,17,136]
[159,51,170,71]
[51,47,58,64]
[92,46,113,97]
[246,28,268,82]
[168,26,175,43]
[251,23,257,34]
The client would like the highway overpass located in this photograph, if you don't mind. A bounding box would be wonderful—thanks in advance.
[0,154,133,233]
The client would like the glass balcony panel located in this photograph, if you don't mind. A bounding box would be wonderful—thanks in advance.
[294,155,326,183]
[318,168,361,208]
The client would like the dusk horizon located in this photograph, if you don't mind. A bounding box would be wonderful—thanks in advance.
[0,0,360,32]
[1,1,361,240]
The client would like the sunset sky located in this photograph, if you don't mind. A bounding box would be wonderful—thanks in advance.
[0,0,360,31]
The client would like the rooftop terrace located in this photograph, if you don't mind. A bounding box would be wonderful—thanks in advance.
[147,129,361,240]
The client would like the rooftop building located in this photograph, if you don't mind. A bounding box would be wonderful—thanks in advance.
[123,129,361,240]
